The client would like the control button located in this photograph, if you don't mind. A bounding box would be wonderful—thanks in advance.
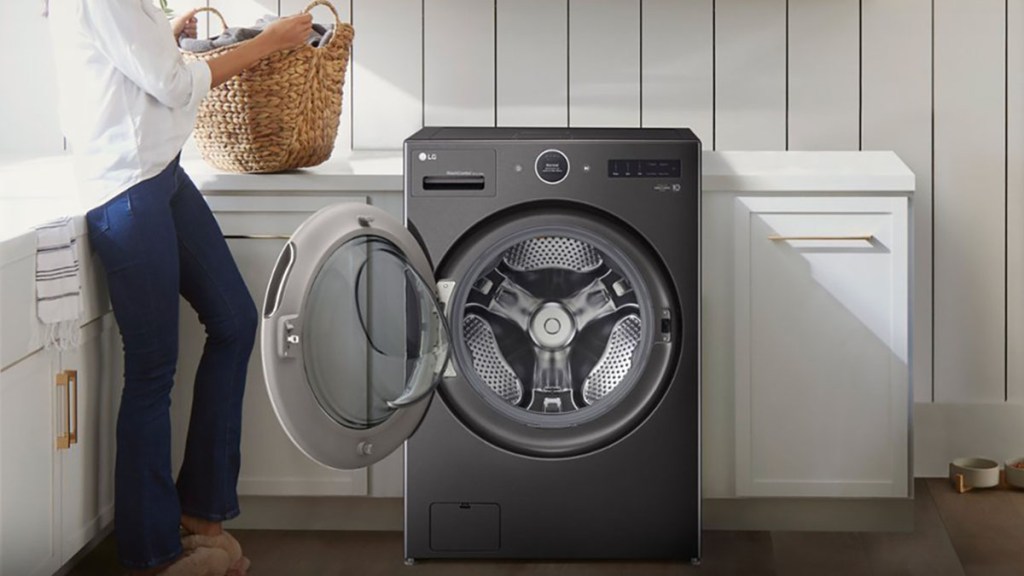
[535,149,570,184]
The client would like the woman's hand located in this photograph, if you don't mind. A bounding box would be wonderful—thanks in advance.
[171,9,199,40]
[258,14,314,52]
[206,13,313,89]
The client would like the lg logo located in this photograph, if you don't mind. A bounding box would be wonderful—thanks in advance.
[418,152,438,162]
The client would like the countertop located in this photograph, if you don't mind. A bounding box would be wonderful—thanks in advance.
[0,148,915,265]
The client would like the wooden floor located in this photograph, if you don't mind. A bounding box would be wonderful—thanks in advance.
[68,479,1024,575]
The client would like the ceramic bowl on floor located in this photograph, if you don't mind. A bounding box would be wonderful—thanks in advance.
[1005,457,1024,489]
[950,457,1000,489]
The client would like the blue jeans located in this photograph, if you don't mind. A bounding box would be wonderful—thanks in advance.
[86,157,257,570]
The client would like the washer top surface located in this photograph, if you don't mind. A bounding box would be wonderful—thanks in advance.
[407,126,699,143]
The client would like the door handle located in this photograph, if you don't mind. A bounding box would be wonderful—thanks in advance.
[768,234,874,242]
[67,370,78,445]
[264,242,296,319]
[55,371,71,450]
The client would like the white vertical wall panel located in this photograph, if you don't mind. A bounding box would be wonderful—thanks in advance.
[1008,0,1024,403]
[282,0,354,154]
[862,0,933,403]
[568,0,640,127]
[424,0,495,126]
[496,0,568,127]
[208,0,277,30]
[351,0,422,150]
[788,0,860,151]
[934,0,1007,403]
[1,2,63,154]
[715,0,787,150]
[641,0,713,147]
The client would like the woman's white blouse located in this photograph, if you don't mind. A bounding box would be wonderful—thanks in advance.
[49,0,212,207]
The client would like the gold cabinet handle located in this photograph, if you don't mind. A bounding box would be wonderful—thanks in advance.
[56,371,71,450]
[768,234,874,242]
[68,370,78,446]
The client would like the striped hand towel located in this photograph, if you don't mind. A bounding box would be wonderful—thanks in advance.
[35,217,82,350]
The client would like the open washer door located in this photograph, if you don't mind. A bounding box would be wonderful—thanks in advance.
[261,203,449,470]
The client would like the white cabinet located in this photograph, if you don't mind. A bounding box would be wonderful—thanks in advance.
[58,316,120,563]
[0,315,120,575]
[172,192,405,498]
[706,194,910,499]
[0,349,61,576]
[733,196,909,497]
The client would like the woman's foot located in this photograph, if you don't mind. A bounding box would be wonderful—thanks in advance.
[181,525,248,575]
[128,547,230,576]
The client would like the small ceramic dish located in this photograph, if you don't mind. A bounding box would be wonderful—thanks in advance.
[950,457,1000,490]
[1005,457,1024,489]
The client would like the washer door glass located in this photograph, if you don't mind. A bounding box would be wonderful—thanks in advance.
[261,204,448,470]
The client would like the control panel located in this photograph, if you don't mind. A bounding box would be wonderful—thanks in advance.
[608,159,681,178]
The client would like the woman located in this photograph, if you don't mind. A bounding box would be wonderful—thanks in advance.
[47,1,312,574]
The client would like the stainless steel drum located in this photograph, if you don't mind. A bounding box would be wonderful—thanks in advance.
[461,234,644,416]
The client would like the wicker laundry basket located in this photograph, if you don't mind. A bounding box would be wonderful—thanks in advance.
[182,0,353,173]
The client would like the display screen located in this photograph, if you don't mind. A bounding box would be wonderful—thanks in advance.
[608,159,681,178]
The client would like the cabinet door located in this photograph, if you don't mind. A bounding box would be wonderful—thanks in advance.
[59,315,120,563]
[734,196,909,498]
[0,350,61,576]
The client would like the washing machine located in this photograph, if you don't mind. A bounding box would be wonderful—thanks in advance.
[260,127,701,564]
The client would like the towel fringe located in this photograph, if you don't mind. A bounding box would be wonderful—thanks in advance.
[41,319,81,351]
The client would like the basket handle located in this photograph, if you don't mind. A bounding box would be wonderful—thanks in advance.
[301,0,345,47]
[190,6,229,34]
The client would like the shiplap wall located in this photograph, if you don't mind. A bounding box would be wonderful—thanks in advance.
[3,0,1024,407]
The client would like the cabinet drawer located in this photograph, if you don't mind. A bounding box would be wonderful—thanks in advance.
[734,196,909,498]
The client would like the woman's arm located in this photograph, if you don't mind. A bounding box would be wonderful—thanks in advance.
[85,0,312,109]
[86,0,210,109]
[206,15,313,89]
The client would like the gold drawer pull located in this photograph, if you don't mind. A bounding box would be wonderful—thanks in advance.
[68,370,78,445]
[55,371,70,450]
[768,234,874,242]
[55,370,78,450]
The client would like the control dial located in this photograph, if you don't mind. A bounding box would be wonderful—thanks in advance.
[535,149,570,185]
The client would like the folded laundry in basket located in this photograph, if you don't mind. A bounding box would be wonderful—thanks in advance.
[179,14,334,53]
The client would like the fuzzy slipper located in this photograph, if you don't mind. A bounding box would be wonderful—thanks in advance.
[226,556,251,576]
[181,531,249,576]
[150,546,231,576]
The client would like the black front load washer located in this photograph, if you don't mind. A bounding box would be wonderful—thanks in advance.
[260,127,700,564]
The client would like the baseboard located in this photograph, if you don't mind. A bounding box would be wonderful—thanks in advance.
[54,523,114,576]
[702,497,915,532]
[226,496,403,531]
[913,402,1024,477]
